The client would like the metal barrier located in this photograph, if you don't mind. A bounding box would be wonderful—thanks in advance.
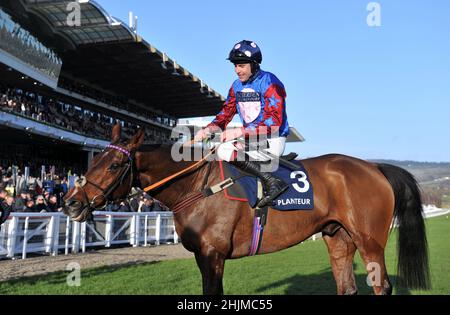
[0,212,178,260]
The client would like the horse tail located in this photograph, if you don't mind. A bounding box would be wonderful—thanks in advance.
[377,163,430,290]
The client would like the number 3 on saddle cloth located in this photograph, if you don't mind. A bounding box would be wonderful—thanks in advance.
[218,159,314,211]
[219,157,314,256]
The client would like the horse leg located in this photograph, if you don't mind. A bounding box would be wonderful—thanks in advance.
[352,235,392,295]
[194,247,226,295]
[323,228,358,295]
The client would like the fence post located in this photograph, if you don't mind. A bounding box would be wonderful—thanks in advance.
[174,229,179,244]
[0,222,7,255]
[72,221,80,253]
[155,214,161,246]
[65,216,70,255]
[134,214,140,247]
[130,215,136,246]
[22,217,30,259]
[105,214,113,247]
[170,216,178,244]
[81,222,87,253]
[45,215,55,254]
[7,216,18,258]
[52,214,61,256]
[144,215,148,247]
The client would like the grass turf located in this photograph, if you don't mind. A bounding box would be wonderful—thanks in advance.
[0,215,449,295]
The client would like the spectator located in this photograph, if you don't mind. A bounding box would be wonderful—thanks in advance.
[129,196,140,212]
[117,201,130,212]
[13,190,29,212]
[0,189,7,202]
[60,176,68,195]
[34,195,48,212]
[43,190,51,202]
[46,195,59,212]
[1,194,13,225]
[2,171,14,194]
[140,196,155,212]
[153,198,168,212]
[25,199,36,212]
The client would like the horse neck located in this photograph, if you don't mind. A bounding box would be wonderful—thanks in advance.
[135,147,212,208]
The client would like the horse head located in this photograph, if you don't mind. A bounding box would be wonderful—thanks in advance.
[63,124,145,222]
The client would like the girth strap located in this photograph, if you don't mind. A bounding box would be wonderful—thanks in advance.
[249,180,268,256]
[170,169,269,257]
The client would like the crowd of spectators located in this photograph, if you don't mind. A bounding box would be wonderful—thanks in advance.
[0,9,62,81]
[0,143,86,177]
[0,83,175,144]
[59,77,177,128]
[0,164,169,225]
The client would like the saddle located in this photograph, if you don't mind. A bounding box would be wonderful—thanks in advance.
[219,152,314,256]
[219,153,314,211]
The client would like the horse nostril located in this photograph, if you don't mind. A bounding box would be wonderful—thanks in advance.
[66,199,80,209]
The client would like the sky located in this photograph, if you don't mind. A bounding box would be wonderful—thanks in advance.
[96,0,450,162]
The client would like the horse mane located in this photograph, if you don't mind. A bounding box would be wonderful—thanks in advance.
[138,143,206,155]
[137,143,165,152]
[136,143,212,166]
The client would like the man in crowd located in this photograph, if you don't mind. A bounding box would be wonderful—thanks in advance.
[25,199,36,212]
[13,189,29,212]
[140,195,155,212]
[0,189,12,225]
[47,195,60,212]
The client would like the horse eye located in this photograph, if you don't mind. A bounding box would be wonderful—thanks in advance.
[109,163,120,171]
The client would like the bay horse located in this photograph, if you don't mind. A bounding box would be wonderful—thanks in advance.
[63,124,430,295]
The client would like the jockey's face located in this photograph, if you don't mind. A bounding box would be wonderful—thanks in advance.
[235,63,252,82]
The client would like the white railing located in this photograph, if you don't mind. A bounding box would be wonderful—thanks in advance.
[1,206,447,259]
[0,212,178,260]
[422,205,450,219]
[306,205,449,242]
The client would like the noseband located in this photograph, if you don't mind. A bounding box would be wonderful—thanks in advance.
[75,144,134,212]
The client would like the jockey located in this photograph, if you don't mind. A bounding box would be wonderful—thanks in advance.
[195,40,289,208]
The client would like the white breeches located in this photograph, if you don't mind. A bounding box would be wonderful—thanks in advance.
[216,137,286,162]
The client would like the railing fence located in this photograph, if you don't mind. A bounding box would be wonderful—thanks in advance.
[0,211,178,260]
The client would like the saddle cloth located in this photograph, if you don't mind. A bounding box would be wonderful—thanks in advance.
[219,159,314,210]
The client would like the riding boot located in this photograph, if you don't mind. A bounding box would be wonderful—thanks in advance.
[231,160,289,208]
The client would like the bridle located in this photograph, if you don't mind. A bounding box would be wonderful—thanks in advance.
[70,139,218,218]
[74,144,134,213]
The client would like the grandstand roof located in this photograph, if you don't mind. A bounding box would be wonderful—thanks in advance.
[0,0,225,118]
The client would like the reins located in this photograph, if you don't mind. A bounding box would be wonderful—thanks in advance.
[83,140,234,215]
[141,147,216,193]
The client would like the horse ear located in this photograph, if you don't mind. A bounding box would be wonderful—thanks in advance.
[129,128,145,152]
[111,124,121,143]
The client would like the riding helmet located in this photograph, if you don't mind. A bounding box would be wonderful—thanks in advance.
[227,40,262,65]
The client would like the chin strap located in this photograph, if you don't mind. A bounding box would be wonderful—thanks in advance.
[247,65,260,82]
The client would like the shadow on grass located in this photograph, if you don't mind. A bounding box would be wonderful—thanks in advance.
[0,261,162,293]
[255,265,412,295]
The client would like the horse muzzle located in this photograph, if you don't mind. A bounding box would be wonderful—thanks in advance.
[63,199,92,222]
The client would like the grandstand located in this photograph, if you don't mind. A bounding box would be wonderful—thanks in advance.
[0,0,224,178]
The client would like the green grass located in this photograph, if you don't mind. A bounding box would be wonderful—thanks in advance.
[1,216,449,295]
